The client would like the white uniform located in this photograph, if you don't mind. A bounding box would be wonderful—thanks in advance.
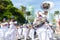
[22,26,29,40]
[45,23,53,40]
[36,24,50,40]
[33,11,53,40]
[9,21,16,29]
[5,29,16,40]
[10,29,16,40]
[5,29,11,40]
[1,22,8,29]
[17,27,22,39]
[29,28,34,40]
[47,26,53,40]
[7,21,17,40]
[9,21,17,35]
[0,29,5,40]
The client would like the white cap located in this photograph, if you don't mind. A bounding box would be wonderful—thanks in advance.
[14,21,17,24]
[10,22,13,24]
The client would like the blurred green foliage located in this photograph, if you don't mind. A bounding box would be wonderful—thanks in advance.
[54,11,59,16]
[0,0,26,24]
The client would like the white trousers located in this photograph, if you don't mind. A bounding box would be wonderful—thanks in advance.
[36,28,50,40]
[22,28,29,40]
[47,28,53,39]
[5,29,16,40]
[29,29,34,40]
[0,29,4,40]
[17,28,22,39]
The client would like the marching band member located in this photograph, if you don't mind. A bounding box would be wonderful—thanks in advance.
[1,18,8,40]
[1,18,8,29]
[5,29,16,40]
[8,17,17,40]
[0,29,4,40]
[22,24,29,40]
[43,10,54,40]
[28,24,34,40]
[9,18,17,30]
[17,25,23,40]
[33,11,50,40]
[45,22,53,40]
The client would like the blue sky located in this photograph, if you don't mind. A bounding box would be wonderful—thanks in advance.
[11,0,60,13]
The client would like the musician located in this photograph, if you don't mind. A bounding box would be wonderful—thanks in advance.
[1,18,8,29]
[22,24,29,40]
[28,24,34,40]
[44,10,54,40]
[45,22,53,40]
[33,11,46,28]
[33,11,50,40]
[9,17,17,29]
[17,25,23,40]
[9,17,17,40]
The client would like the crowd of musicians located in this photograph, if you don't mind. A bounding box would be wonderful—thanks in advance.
[0,11,54,40]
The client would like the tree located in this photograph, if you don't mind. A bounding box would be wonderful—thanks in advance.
[54,11,59,15]
[21,5,26,12]
[26,11,31,16]
[54,11,60,18]
[0,0,26,24]
[53,11,60,25]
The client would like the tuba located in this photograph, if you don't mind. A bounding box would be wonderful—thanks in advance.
[41,1,54,11]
